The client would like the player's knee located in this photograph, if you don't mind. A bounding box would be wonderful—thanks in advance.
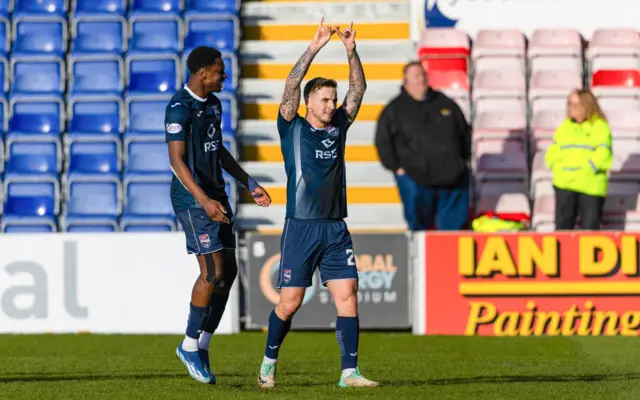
[330,280,358,317]
[276,290,305,319]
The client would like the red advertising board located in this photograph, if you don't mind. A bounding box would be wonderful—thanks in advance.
[424,232,640,336]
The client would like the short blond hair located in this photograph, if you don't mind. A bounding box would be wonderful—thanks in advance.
[568,89,607,122]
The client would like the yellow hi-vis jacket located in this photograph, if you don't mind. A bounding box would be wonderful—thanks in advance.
[544,117,613,197]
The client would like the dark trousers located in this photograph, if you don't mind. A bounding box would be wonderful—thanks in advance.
[395,171,469,231]
[554,186,605,230]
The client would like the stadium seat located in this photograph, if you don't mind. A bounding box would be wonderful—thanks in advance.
[598,97,640,115]
[3,177,59,217]
[5,136,60,176]
[64,223,117,232]
[530,109,565,150]
[603,181,640,223]
[65,137,121,175]
[121,176,175,230]
[0,19,8,55]
[124,135,171,176]
[591,70,640,100]
[13,18,66,56]
[427,70,469,97]
[475,181,531,216]
[607,108,640,140]
[587,29,640,62]
[72,18,126,54]
[472,110,527,142]
[531,191,555,232]
[529,55,583,75]
[8,96,64,136]
[473,139,528,183]
[528,28,582,59]
[529,70,582,112]
[122,223,173,232]
[14,0,66,17]
[472,70,526,101]
[473,57,524,76]
[591,56,640,75]
[69,55,123,95]
[184,15,239,53]
[471,29,525,61]
[10,57,64,95]
[1,219,57,232]
[0,57,9,93]
[610,140,640,181]
[217,93,236,131]
[129,16,182,54]
[72,0,126,17]
[0,0,11,16]
[186,0,239,15]
[68,96,123,135]
[130,0,181,15]
[126,94,171,134]
[417,28,470,73]
[64,174,121,230]
[126,54,180,94]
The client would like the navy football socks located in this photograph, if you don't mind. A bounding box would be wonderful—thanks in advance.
[264,309,292,360]
[185,303,208,340]
[336,316,359,371]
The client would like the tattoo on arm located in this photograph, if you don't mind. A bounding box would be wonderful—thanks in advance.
[344,50,367,122]
[280,46,317,121]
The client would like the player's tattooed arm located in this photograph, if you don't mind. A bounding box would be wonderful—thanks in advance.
[337,22,366,122]
[280,17,335,121]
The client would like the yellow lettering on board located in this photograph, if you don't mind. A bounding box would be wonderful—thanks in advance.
[517,236,558,277]
[579,236,618,276]
[475,237,517,277]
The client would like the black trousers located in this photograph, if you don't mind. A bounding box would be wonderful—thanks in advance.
[554,186,605,230]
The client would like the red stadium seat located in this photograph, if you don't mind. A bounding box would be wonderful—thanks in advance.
[591,70,640,87]
[427,70,469,91]
[417,28,470,73]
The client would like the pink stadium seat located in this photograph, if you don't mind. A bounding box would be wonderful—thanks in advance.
[606,108,640,140]
[473,57,524,75]
[472,29,526,59]
[529,70,582,111]
[476,181,531,216]
[591,56,640,74]
[531,193,555,232]
[587,29,640,60]
[531,109,565,151]
[598,97,640,115]
[610,140,640,180]
[530,151,552,194]
[472,70,526,102]
[603,181,640,222]
[473,110,526,142]
[418,28,470,73]
[528,29,582,58]
[474,139,528,182]
[530,56,583,75]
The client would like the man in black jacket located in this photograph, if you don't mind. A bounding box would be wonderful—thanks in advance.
[375,62,471,231]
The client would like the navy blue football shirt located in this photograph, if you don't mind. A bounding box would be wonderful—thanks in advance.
[277,106,353,220]
[165,86,227,211]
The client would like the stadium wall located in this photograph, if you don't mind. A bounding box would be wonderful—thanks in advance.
[412,231,640,337]
[0,233,240,335]
[412,0,640,40]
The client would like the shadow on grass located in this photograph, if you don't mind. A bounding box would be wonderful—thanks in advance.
[389,373,640,387]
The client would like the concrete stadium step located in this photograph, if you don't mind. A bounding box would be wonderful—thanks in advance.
[242,184,400,204]
[243,141,380,161]
[242,102,383,121]
[242,1,410,24]
[242,22,409,41]
[240,78,400,105]
[239,120,377,142]
[241,161,394,183]
[237,204,407,233]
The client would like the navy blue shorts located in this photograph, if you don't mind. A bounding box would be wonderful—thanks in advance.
[175,206,236,255]
[277,218,358,288]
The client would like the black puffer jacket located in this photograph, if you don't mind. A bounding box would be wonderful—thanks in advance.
[375,88,471,187]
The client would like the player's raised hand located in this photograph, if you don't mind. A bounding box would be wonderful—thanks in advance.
[310,17,336,52]
[204,198,230,224]
[336,22,356,52]
[252,186,272,207]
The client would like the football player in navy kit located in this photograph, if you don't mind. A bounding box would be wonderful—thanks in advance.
[257,20,380,388]
[167,46,271,385]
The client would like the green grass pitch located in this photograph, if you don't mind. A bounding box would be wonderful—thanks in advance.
[2,332,640,399]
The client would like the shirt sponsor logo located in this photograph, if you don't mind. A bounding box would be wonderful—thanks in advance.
[166,123,182,134]
[207,124,216,139]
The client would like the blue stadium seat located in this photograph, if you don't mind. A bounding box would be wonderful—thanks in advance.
[0,95,8,131]
[129,16,182,54]
[10,58,64,95]
[2,219,57,232]
[14,0,66,17]
[123,224,172,232]
[66,137,121,175]
[72,0,126,17]
[72,17,126,54]
[3,177,59,218]
[68,96,122,135]
[0,19,9,55]
[124,135,170,176]
[9,96,64,136]
[13,18,66,56]
[64,223,117,232]
[5,136,60,176]
[63,174,121,230]
[126,54,180,94]
[126,94,170,134]
[121,176,175,230]
[186,0,238,15]
[69,55,123,95]
[131,0,181,15]
[184,16,238,53]
[217,93,236,131]
[0,0,11,16]
[183,51,236,94]
[0,138,4,173]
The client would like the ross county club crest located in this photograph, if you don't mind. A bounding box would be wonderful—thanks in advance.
[199,234,211,248]
[212,105,221,120]
[326,124,339,137]
[283,269,292,283]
